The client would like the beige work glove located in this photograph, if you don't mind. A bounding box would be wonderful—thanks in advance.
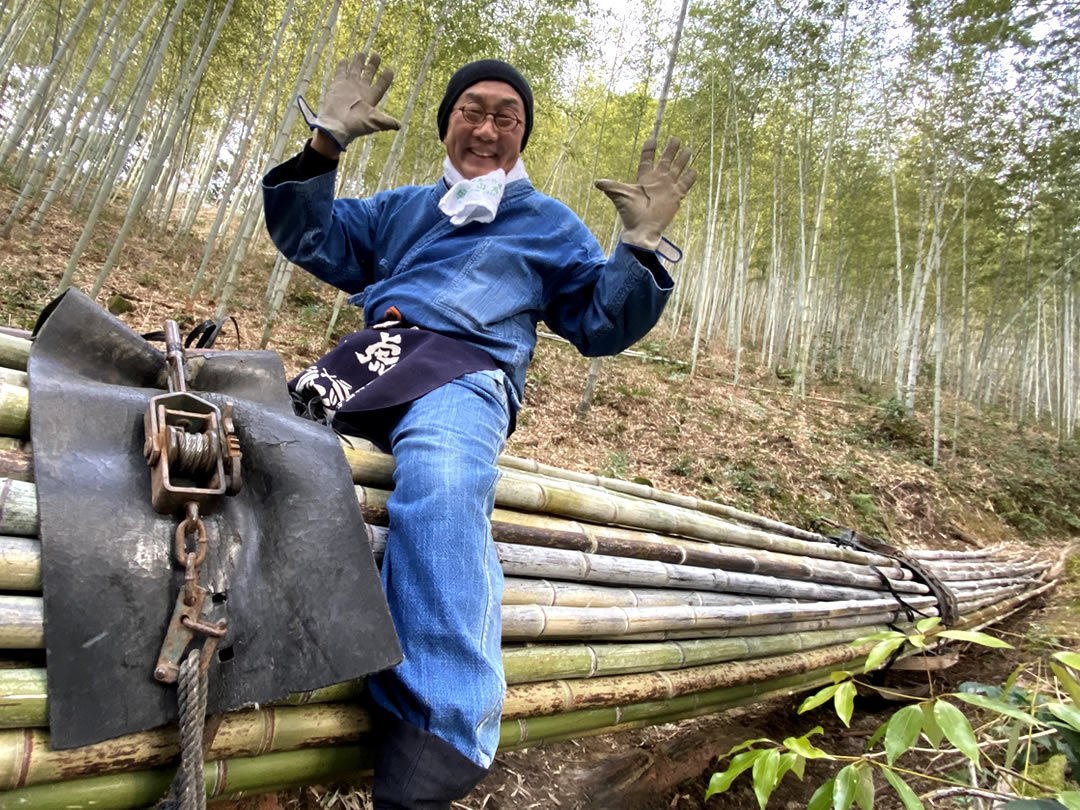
[595,137,697,252]
[297,52,401,151]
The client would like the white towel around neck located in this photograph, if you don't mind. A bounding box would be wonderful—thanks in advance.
[439,157,529,226]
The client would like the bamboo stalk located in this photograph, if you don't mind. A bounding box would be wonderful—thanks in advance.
[0,595,42,648]
[496,453,824,543]
[488,515,918,587]
[0,479,37,537]
[0,744,372,810]
[346,449,903,568]
[490,541,926,602]
[500,665,841,748]
[502,626,875,684]
[0,668,366,730]
[0,385,28,439]
[0,536,40,590]
[0,369,27,389]
[597,610,918,642]
[0,667,46,728]
[0,335,29,374]
[502,644,867,719]
[0,447,31,482]
[500,597,938,641]
[0,702,372,790]
[501,577,802,608]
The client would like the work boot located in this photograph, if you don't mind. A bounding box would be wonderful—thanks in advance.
[371,708,489,810]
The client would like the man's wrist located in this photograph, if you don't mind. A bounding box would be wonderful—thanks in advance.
[311,129,343,160]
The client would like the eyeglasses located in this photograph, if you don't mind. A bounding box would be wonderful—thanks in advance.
[455,104,522,132]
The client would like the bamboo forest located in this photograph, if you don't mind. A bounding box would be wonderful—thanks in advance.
[0,0,1076,439]
[0,0,1079,808]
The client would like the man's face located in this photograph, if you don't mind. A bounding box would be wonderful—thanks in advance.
[442,80,525,178]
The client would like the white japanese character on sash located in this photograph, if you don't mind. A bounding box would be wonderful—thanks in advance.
[294,364,354,407]
[356,332,403,375]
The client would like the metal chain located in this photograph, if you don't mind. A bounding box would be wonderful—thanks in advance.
[176,648,208,810]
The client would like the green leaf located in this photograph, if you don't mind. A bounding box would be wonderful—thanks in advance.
[808,778,835,810]
[832,670,853,684]
[867,719,889,750]
[952,692,1043,726]
[885,705,924,764]
[909,634,927,649]
[783,734,833,760]
[1053,652,1080,670]
[752,747,782,810]
[1057,792,1080,810]
[853,630,906,645]
[882,768,925,810]
[799,684,840,714]
[789,754,806,781]
[854,762,875,810]
[1004,663,1028,697]
[833,763,859,810]
[1046,703,1080,733]
[864,636,908,673]
[920,700,944,748]
[706,750,762,798]
[725,737,777,756]
[1005,722,1021,769]
[916,616,942,633]
[937,630,1013,648]
[835,681,857,728]
[934,700,981,768]
[1051,663,1080,708]
[776,751,799,784]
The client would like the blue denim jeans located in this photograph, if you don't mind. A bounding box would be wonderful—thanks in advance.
[367,369,509,769]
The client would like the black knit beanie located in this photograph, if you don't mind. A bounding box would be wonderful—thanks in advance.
[437,60,534,151]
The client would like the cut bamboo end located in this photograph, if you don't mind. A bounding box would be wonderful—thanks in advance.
[0,335,29,374]
[0,385,28,439]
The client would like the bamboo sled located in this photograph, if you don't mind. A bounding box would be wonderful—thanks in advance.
[0,341,1065,806]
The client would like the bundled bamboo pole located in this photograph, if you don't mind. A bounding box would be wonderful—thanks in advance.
[347,449,906,567]
[0,385,28,445]
[0,669,367,730]
[0,479,37,537]
[0,744,373,810]
[0,536,40,590]
[0,335,29,374]
[501,577,802,607]
[0,702,372,790]
[495,453,825,543]
[501,626,876,683]
[0,564,1058,803]
[0,369,27,387]
[0,595,42,647]
[500,597,936,641]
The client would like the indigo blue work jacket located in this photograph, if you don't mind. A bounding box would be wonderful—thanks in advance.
[262,158,674,413]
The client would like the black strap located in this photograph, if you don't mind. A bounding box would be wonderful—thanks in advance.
[816,519,960,626]
[141,316,240,349]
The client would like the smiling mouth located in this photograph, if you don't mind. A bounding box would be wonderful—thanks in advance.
[467,149,498,160]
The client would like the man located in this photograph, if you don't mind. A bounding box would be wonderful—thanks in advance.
[262,53,695,809]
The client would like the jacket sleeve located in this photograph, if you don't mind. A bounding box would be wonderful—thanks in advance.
[261,148,380,295]
[542,220,674,357]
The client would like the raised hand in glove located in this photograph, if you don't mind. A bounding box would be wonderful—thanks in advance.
[595,137,697,252]
[298,52,401,152]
